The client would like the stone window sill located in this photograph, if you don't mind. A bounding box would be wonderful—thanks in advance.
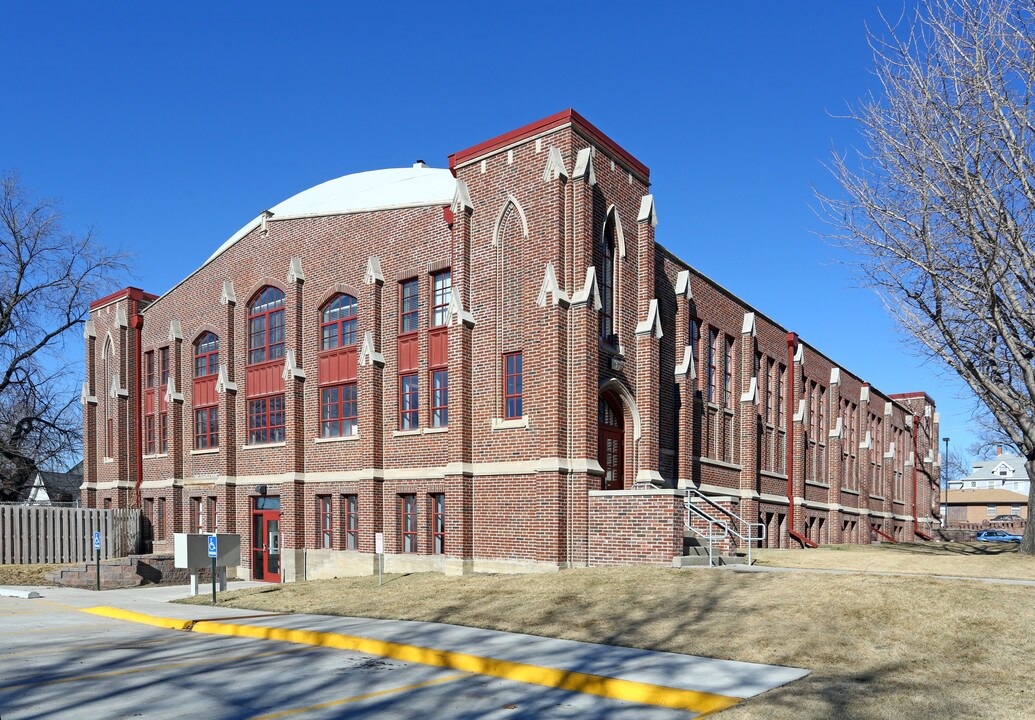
[190,448,219,455]
[492,416,529,430]
[314,435,360,444]
[392,429,421,437]
[241,442,286,450]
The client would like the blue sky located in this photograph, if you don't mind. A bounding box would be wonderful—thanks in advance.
[1,2,983,467]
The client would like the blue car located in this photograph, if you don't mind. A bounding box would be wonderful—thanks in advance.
[976,529,1022,543]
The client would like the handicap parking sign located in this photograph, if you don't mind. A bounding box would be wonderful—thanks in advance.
[93,531,101,550]
[207,534,218,558]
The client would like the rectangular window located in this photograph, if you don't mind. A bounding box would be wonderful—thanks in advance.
[145,415,156,455]
[144,497,154,541]
[343,495,358,550]
[431,370,448,428]
[987,504,997,516]
[194,407,219,450]
[1012,505,1021,516]
[400,374,419,430]
[145,351,155,389]
[106,417,114,458]
[707,328,717,403]
[206,496,216,533]
[777,365,786,425]
[431,493,445,554]
[159,412,168,453]
[689,319,701,389]
[504,352,523,419]
[400,278,419,334]
[192,497,203,533]
[431,270,451,327]
[318,495,332,549]
[156,497,165,540]
[321,383,358,438]
[401,494,417,553]
[724,336,734,409]
[159,347,170,387]
[248,395,286,445]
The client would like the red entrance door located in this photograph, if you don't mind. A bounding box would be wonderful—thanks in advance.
[251,496,281,582]
[599,395,625,491]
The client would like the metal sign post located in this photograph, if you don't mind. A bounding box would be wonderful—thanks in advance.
[207,534,218,604]
[93,531,101,591]
[375,532,384,587]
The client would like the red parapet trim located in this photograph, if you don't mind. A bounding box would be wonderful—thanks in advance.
[448,109,650,179]
[89,286,158,310]
[871,525,898,543]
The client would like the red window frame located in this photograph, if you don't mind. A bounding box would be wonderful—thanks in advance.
[431,270,451,327]
[159,347,170,387]
[145,351,155,388]
[400,278,419,334]
[192,497,203,533]
[320,383,357,438]
[431,493,445,554]
[724,336,734,409]
[431,369,448,428]
[317,495,332,549]
[145,415,156,455]
[206,496,217,533]
[248,395,286,445]
[159,411,168,454]
[194,406,219,449]
[400,373,419,430]
[156,497,165,540]
[401,494,417,553]
[320,293,358,350]
[504,352,523,419]
[194,332,219,378]
[248,286,286,365]
[343,494,358,550]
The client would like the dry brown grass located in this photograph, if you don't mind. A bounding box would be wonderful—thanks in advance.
[0,563,67,586]
[754,540,1035,580]
[179,566,1034,719]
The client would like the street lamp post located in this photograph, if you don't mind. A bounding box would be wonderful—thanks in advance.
[942,437,950,528]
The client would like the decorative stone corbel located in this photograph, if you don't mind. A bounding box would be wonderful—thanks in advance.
[451,181,474,214]
[829,416,844,439]
[933,411,940,425]
[109,374,129,399]
[924,449,934,463]
[541,147,568,182]
[215,364,237,394]
[164,376,184,403]
[83,320,97,339]
[884,442,896,460]
[570,266,601,311]
[634,299,663,339]
[793,342,804,364]
[905,415,914,429]
[860,385,870,403]
[674,270,693,300]
[675,346,697,380]
[924,406,932,418]
[884,401,893,416]
[572,147,596,185]
[260,209,274,236]
[220,280,237,306]
[447,293,475,328]
[168,320,183,342]
[364,256,385,286]
[859,430,872,450]
[287,257,305,284]
[741,312,756,337]
[793,398,808,424]
[740,377,758,404]
[637,194,658,227]
[830,367,841,385]
[113,306,128,329]
[282,349,306,380]
[81,382,98,406]
[905,451,915,467]
[358,331,386,367]
[535,262,570,308]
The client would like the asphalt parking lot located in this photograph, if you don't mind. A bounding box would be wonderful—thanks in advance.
[0,596,698,719]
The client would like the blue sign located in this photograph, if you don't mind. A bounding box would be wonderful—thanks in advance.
[207,534,218,558]
[93,531,101,550]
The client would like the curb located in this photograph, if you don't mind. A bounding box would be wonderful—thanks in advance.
[80,606,740,715]
[0,588,41,599]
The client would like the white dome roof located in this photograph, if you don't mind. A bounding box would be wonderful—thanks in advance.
[206,166,456,264]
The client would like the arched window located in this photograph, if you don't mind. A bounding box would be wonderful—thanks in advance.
[194,332,219,377]
[248,287,285,364]
[320,294,358,350]
[600,218,616,342]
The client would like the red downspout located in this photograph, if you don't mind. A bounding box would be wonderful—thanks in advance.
[130,302,143,508]
[786,332,818,548]
[910,414,933,541]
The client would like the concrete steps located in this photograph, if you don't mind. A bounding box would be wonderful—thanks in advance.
[675,535,749,567]
[44,554,209,589]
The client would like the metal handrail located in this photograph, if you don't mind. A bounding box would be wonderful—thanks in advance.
[684,501,730,568]
[684,488,768,566]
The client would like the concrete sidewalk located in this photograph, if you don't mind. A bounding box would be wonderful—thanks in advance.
[15,582,809,715]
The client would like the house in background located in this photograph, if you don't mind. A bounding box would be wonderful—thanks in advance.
[18,461,83,506]
[940,448,1029,524]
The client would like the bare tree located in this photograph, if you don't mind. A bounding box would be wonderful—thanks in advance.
[0,171,127,501]
[819,0,1035,553]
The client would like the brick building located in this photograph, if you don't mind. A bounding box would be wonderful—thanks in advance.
[81,110,942,580]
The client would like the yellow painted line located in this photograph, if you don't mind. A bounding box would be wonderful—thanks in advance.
[250,673,469,719]
[81,606,193,630]
[0,646,310,692]
[78,606,741,715]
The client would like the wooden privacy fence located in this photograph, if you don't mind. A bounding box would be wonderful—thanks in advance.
[0,505,141,564]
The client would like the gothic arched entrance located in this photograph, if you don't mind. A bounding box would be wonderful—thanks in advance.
[599,393,625,491]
